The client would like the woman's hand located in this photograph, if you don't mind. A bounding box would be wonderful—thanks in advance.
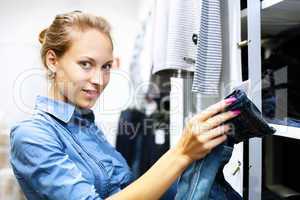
[107,98,240,200]
[174,97,240,166]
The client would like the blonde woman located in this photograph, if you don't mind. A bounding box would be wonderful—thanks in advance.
[10,11,240,200]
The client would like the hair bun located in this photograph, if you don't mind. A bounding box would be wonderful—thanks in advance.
[38,28,48,44]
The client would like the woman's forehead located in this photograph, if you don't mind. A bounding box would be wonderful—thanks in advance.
[66,29,113,61]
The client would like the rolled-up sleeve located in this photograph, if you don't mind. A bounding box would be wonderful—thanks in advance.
[10,123,104,200]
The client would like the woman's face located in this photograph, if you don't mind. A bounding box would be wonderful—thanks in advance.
[49,29,113,109]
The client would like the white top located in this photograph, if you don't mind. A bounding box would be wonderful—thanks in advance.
[152,0,201,74]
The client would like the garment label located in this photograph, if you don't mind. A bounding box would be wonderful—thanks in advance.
[155,129,166,145]
[183,57,196,64]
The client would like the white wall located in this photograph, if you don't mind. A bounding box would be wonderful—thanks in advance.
[0,0,144,145]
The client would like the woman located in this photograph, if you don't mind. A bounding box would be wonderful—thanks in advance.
[10,11,240,200]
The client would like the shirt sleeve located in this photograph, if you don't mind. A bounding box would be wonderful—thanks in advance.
[10,122,104,200]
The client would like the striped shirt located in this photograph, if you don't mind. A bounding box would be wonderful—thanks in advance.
[192,0,223,95]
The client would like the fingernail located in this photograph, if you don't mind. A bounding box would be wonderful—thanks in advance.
[231,110,241,116]
[225,97,237,105]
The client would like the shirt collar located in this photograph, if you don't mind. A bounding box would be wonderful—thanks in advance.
[35,96,96,124]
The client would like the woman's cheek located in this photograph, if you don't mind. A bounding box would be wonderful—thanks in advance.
[103,73,110,87]
[60,80,83,101]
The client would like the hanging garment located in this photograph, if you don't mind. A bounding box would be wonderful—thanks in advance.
[192,0,223,95]
[116,95,177,200]
[116,108,171,177]
[151,0,170,74]
[129,11,154,105]
[152,0,201,74]
[116,109,146,179]
[175,0,246,197]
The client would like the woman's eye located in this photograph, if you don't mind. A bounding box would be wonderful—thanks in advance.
[79,61,92,70]
[102,64,112,70]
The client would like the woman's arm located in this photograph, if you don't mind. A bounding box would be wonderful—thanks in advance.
[10,123,104,200]
[108,98,239,200]
[108,148,191,200]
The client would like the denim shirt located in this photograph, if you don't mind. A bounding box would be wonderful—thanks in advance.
[10,96,133,200]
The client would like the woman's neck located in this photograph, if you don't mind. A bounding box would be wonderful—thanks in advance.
[48,83,68,103]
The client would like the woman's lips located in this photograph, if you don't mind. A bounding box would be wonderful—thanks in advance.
[82,89,99,99]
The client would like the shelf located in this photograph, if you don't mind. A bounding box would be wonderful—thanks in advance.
[267,184,300,198]
[241,0,300,38]
[241,0,284,18]
[270,123,300,140]
[261,0,285,9]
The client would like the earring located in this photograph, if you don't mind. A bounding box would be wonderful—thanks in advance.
[47,69,56,79]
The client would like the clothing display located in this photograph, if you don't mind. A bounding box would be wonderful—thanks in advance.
[127,0,246,198]
[192,0,223,95]
[192,0,245,192]
[10,96,133,200]
[261,26,300,126]
[258,21,300,199]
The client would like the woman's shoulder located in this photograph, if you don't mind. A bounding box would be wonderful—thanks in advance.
[9,111,66,173]
[10,111,60,146]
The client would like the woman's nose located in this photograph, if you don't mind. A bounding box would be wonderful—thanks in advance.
[90,67,102,85]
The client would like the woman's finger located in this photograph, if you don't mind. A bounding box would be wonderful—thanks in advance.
[203,110,240,131]
[193,98,237,122]
[198,125,231,141]
[202,134,228,151]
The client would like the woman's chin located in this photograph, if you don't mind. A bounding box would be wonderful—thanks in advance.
[77,98,97,109]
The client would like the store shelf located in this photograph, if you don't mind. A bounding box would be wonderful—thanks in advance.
[241,0,300,38]
[267,184,300,198]
[270,123,300,140]
[241,0,284,18]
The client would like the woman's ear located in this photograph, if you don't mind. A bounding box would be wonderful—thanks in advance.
[45,49,58,73]
[112,57,120,69]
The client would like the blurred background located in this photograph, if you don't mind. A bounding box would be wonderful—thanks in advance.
[0,0,152,199]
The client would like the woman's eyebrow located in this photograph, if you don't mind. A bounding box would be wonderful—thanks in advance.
[103,59,113,64]
[81,56,113,65]
[80,56,96,64]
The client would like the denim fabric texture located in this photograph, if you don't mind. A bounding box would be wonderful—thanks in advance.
[224,89,276,143]
[175,144,242,200]
[175,89,275,199]
[209,170,242,200]
[10,96,133,200]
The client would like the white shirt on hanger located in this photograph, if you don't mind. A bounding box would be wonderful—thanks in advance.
[152,0,201,74]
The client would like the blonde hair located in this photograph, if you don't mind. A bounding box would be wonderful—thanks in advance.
[39,11,113,71]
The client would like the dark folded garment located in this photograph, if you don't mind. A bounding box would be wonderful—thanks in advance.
[224,89,276,143]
